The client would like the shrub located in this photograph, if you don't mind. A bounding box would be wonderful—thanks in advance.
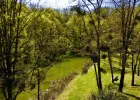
[40,72,78,100]
[89,87,128,100]
[82,61,93,74]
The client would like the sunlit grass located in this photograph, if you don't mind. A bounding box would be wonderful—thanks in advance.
[57,67,113,100]
[41,57,90,89]
[57,56,140,100]
[16,57,90,100]
[1,56,140,100]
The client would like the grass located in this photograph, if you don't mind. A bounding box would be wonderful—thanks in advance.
[57,56,140,100]
[1,55,140,100]
[57,67,114,100]
[41,57,90,89]
[16,57,90,100]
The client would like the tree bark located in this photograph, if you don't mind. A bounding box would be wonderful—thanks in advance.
[38,68,40,100]
[118,50,126,92]
[108,51,114,83]
[93,63,99,90]
[131,53,134,86]
[131,53,139,86]
[137,61,140,76]
[97,33,102,90]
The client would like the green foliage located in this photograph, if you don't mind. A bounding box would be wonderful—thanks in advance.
[40,72,78,100]
[89,88,128,100]
[82,61,93,74]
[1,0,140,99]
[16,57,90,100]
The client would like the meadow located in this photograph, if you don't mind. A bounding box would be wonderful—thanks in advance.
[15,56,140,100]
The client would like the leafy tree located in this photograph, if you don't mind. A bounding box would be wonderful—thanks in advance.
[112,0,140,92]
[81,0,104,90]
[66,12,91,56]
[129,22,140,86]
[0,1,39,99]
[101,9,122,83]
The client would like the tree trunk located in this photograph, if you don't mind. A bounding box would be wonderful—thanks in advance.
[131,65,136,86]
[108,51,114,83]
[137,61,140,76]
[131,53,139,86]
[93,63,99,90]
[131,54,134,86]
[118,50,126,92]
[97,35,102,90]
[38,69,40,100]
[118,2,126,92]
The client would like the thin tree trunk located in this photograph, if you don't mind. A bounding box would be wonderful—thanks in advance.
[97,2,102,90]
[93,63,99,90]
[81,0,103,91]
[131,53,139,86]
[118,1,126,92]
[38,68,40,100]
[97,35,102,90]
[118,50,126,92]
[131,65,137,86]
[131,53,134,86]
[137,60,140,76]
[108,51,114,83]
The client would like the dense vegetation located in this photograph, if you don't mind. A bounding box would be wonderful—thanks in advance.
[1,0,140,100]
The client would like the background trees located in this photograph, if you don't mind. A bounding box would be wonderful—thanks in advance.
[112,0,140,92]
[1,0,140,99]
[0,0,33,99]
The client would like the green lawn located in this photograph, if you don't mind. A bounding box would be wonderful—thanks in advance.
[57,67,117,100]
[16,57,90,100]
[1,56,140,100]
[57,57,140,100]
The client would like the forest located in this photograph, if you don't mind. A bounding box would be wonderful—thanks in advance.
[0,0,140,100]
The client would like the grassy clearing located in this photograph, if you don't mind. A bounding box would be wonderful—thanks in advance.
[41,57,90,89]
[1,56,140,100]
[57,68,140,100]
[57,67,116,100]
[57,56,140,100]
[16,57,90,100]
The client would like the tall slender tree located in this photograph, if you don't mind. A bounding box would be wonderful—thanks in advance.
[78,0,104,90]
[112,0,140,92]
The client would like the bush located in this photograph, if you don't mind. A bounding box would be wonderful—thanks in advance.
[40,72,78,100]
[82,61,93,74]
[89,87,128,100]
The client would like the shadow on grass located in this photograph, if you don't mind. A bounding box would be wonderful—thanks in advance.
[133,84,140,86]
[123,92,140,100]
[111,66,131,74]
[113,83,119,86]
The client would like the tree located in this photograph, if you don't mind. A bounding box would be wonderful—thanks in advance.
[112,0,140,92]
[130,26,140,86]
[102,8,130,83]
[65,11,91,56]
[81,0,104,90]
[0,0,39,99]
